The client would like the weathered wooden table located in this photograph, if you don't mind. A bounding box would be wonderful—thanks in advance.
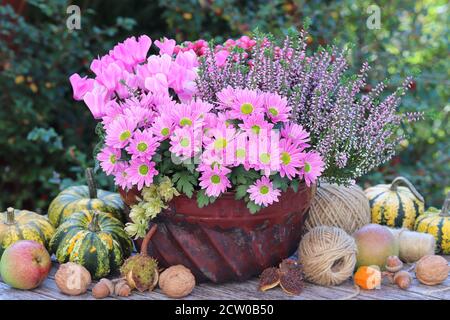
[1,256,448,300]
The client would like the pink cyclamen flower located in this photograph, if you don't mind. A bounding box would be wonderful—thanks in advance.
[113,162,133,190]
[145,73,169,95]
[83,85,109,119]
[215,50,229,67]
[199,166,232,197]
[111,35,152,67]
[169,127,201,159]
[299,151,325,187]
[126,129,160,160]
[263,92,292,123]
[105,116,137,148]
[279,139,303,180]
[69,73,94,101]
[151,116,174,140]
[97,146,122,175]
[126,158,158,190]
[247,176,281,207]
[229,88,264,120]
[280,123,310,149]
[154,37,176,56]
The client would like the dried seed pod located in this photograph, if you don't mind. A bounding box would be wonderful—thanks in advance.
[415,255,449,286]
[393,271,412,290]
[385,256,403,273]
[259,267,280,292]
[280,267,303,295]
[114,280,131,297]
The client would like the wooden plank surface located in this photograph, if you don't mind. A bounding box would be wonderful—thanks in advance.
[0,257,448,300]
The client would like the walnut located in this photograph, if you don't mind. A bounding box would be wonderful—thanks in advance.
[415,255,449,286]
[159,265,195,298]
[55,262,92,296]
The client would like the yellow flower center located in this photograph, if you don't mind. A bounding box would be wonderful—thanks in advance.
[210,175,221,184]
[214,138,227,151]
[260,153,270,164]
[304,162,311,173]
[281,152,291,165]
[180,137,190,147]
[137,142,148,152]
[268,107,279,116]
[179,117,193,126]
[119,130,131,141]
[251,125,261,135]
[161,127,170,136]
[240,103,254,115]
[109,154,117,164]
[138,164,149,175]
[260,186,269,195]
[236,148,246,159]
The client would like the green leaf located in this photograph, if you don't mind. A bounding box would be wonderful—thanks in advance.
[196,189,216,208]
[235,184,249,200]
[290,179,300,193]
[272,174,289,192]
[246,201,262,214]
[172,171,197,198]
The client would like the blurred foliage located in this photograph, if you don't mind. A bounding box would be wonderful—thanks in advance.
[0,0,448,211]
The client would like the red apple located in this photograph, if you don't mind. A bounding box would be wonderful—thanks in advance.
[0,240,51,290]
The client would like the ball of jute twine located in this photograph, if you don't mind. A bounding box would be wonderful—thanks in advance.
[305,183,370,235]
[298,226,357,286]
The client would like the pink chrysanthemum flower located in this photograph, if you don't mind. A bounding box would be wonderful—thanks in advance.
[188,100,213,119]
[123,106,155,127]
[229,88,264,120]
[299,151,325,187]
[263,92,292,123]
[126,129,160,160]
[97,146,122,175]
[101,100,123,126]
[126,158,158,190]
[105,116,137,148]
[247,176,281,207]
[216,86,237,111]
[199,166,231,197]
[151,116,174,140]
[204,124,237,156]
[169,127,202,159]
[171,102,202,128]
[280,123,310,149]
[239,113,273,136]
[279,139,303,180]
[113,162,133,190]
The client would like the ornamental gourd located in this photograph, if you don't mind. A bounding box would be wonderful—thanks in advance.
[48,168,125,227]
[364,177,424,230]
[0,208,55,256]
[414,192,450,254]
[49,210,133,279]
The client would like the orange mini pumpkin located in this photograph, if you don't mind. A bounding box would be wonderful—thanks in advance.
[354,266,381,290]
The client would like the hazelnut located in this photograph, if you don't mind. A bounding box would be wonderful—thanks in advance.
[159,265,195,298]
[415,255,449,286]
[385,256,403,273]
[92,278,114,299]
[55,262,91,296]
[393,271,412,290]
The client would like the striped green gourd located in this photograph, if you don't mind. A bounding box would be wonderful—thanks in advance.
[48,168,125,227]
[49,210,133,279]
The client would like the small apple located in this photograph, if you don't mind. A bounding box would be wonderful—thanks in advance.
[0,240,51,290]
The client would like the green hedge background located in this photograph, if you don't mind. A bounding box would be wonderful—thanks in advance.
[0,0,448,212]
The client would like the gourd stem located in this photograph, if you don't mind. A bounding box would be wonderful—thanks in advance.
[390,176,424,203]
[85,168,97,199]
[140,224,157,256]
[88,212,100,232]
[440,192,450,217]
[6,207,15,225]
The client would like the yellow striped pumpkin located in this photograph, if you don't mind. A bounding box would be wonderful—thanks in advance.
[415,192,450,254]
[48,168,125,227]
[365,177,424,230]
[0,208,55,256]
